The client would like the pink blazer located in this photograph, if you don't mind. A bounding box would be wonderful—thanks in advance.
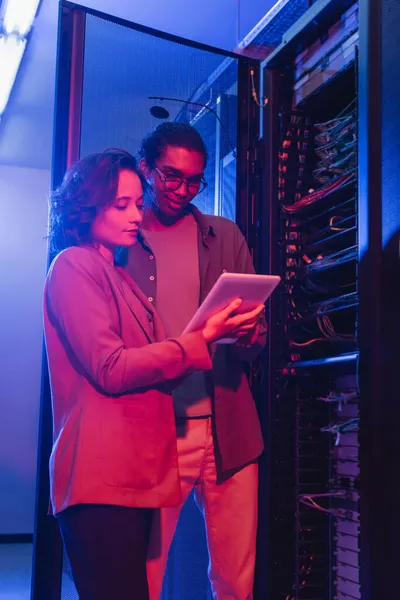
[43,246,212,515]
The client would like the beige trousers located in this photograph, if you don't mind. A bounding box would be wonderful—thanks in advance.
[147,417,258,600]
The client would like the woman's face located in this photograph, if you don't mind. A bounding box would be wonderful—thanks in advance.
[91,169,144,250]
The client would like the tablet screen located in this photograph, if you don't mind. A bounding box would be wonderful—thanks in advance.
[183,272,280,342]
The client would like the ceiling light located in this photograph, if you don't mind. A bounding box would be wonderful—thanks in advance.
[0,35,26,116]
[3,0,41,36]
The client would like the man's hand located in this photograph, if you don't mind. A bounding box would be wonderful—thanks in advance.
[235,314,267,349]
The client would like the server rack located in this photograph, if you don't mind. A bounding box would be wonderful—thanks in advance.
[256,0,400,599]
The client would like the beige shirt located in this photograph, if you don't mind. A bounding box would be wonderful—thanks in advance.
[142,213,212,418]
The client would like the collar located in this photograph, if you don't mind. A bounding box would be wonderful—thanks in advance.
[189,205,216,241]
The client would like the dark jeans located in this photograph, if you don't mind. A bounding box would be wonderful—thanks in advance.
[58,504,153,600]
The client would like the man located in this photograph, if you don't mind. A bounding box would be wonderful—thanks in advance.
[124,122,266,600]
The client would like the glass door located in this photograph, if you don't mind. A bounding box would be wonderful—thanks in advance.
[32,4,259,599]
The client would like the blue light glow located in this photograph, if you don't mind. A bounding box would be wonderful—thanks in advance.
[288,352,359,368]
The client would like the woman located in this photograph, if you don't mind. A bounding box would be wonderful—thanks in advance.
[44,148,263,600]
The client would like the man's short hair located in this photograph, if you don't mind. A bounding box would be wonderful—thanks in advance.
[139,122,208,168]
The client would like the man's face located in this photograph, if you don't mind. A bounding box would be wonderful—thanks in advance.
[141,145,205,220]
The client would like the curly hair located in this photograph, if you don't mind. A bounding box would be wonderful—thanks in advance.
[48,148,144,254]
[139,122,208,167]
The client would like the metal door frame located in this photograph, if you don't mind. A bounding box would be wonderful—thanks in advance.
[31,5,260,598]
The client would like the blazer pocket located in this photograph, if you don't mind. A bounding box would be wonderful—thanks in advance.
[101,411,158,490]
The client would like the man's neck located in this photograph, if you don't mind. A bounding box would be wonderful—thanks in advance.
[142,204,190,232]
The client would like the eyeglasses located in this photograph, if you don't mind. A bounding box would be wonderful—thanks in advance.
[153,166,208,196]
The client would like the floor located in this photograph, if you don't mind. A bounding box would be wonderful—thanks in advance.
[0,543,32,600]
[0,512,210,600]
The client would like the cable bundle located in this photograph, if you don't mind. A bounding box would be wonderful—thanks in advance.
[314,111,357,184]
[312,292,358,315]
[282,171,355,213]
[306,245,358,273]
[317,390,358,403]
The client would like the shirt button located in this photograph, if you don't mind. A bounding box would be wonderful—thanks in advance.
[150,276,155,281]
[148,315,153,322]
[148,297,153,302]
[149,255,154,260]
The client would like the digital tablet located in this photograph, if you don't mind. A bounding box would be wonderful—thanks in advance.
[183,272,281,343]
